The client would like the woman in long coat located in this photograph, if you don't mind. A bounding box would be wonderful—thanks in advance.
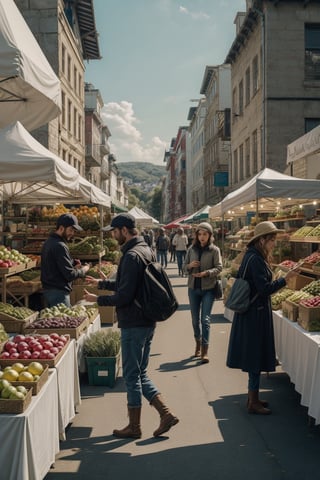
[226,221,298,415]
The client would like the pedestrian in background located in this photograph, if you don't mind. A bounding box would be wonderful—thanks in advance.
[83,213,179,438]
[226,221,299,414]
[156,227,170,268]
[172,227,188,276]
[169,230,176,262]
[41,213,90,307]
[184,222,222,363]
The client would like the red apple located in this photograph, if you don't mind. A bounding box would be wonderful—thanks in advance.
[33,344,43,352]
[39,349,50,359]
[0,351,10,358]
[42,341,53,349]
[8,347,18,355]
[50,347,59,355]
[46,352,55,359]
[31,351,41,359]
[20,350,31,358]
[17,342,29,352]
[4,341,16,352]
[13,335,26,343]
[9,352,20,359]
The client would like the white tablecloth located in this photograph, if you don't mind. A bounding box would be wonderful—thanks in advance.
[54,338,81,440]
[76,314,101,373]
[0,369,59,480]
[273,311,320,425]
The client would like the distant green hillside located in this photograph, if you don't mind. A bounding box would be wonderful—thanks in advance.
[117,162,166,189]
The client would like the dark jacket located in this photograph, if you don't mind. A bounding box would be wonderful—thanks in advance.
[226,246,286,373]
[96,236,156,328]
[41,233,86,292]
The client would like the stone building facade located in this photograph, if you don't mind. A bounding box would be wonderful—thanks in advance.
[227,0,320,189]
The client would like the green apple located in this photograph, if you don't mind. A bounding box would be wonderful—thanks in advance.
[9,390,25,400]
[16,385,28,396]
[1,385,17,399]
[0,378,10,392]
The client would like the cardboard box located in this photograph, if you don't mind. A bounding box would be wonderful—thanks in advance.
[282,300,299,322]
[286,274,313,291]
[298,305,320,331]
[71,284,116,324]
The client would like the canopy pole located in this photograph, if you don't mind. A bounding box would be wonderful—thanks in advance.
[221,214,225,258]
[256,197,259,222]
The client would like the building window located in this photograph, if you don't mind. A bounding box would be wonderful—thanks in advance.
[305,118,320,132]
[61,91,65,126]
[305,24,320,81]
[245,67,250,106]
[233,149,238,184]
[73,107,77,137]
[239,144,244,181]
[67,55,71,82]
[78,113,82,141]
[239,80,244,116]
[232,87,237,123]
[252,130,258,174]
[61,44,66,75]
[67,100,72,132]
[252,55,259,94]
[245,137,250,177]
[74,66,77,91]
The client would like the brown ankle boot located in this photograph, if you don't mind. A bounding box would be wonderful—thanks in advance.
[113,407,142,438]
[194,339,201,357]
[151,394,179,437]
[201,345,209,363]
[247,391,271,415]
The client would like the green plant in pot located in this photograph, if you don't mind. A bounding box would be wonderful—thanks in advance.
[83,329,121,387]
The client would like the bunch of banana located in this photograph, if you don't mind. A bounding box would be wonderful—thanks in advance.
[286,291,313,304]
[271,288,295,308]
[0,302,35,319]
[291,226,314,237]
[306,225,320,237]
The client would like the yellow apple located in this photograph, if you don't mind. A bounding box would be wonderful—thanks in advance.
[27,362,44,376]
[2,369,19,382]
[18,371,34,382]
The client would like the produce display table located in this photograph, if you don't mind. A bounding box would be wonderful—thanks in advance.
[0,369,59,480]
[76,312,101,373]
[53,338,81,440]
[273,310,320,425]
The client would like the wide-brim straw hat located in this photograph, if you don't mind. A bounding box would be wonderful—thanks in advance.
[247,221,284,246]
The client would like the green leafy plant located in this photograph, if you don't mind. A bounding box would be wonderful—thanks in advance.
[83,329,121,357]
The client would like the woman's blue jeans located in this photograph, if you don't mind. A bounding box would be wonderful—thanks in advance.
[43,289,71,308]
[248,372,260,390]
[188,288,215,346]
[121,327,159,407]
[176,250,186,273]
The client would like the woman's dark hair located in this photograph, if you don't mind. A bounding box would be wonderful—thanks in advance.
[192,230,212,249]
[252,233,276,264]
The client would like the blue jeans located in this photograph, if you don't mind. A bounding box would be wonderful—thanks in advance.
[248,372,260,390]
[157,250,168,267]
[121,327,159,407]
[188,288,215,346]
[43,289,71,308]
[176,250,186,273]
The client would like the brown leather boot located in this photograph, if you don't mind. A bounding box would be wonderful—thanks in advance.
[194,339,201,357]
[201,344,209,364]
[151,394,179,437]
[113,407,142,438]
[247,390,271,415]
[246,395,269,408]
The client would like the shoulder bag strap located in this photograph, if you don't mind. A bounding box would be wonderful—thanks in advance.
[240,253,259,304]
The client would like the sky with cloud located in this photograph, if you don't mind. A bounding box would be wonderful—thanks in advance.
[85,0,246,165]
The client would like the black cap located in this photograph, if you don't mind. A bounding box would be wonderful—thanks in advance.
[57,213,83,231]
[103,213,136,231]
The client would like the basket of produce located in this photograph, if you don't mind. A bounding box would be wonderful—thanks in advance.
[0,333,70,367]
[305,224,320,241]
[1,362,49,395]
[298,296,320,331]
[282,299,299,322]
[301,279,320,297]
[0,304,38,333]
[24,304,89,339]
[0,380,32,414]
[271,287,295,310]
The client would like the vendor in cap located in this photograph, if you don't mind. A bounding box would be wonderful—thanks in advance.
[41,213,90,308]
[226,221,299,415]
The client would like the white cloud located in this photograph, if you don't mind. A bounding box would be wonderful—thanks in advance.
[101,101,168,165]
[179,5,210,20]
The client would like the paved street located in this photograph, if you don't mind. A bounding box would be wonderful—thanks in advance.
[45,263,320,480]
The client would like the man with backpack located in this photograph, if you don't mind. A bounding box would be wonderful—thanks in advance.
[83,213,179,439]
[155,227,170,268]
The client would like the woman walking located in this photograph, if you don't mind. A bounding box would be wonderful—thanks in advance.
[226,221,299,414]
[184,222,222,363]
[172,227,188,276]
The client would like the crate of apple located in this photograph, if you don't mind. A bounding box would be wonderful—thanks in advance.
[0,333,70,367]
[0,246,32,272]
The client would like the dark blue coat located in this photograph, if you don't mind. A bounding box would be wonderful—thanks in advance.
[226,246,286,373]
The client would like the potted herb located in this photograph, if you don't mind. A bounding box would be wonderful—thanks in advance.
[83,329,121,387]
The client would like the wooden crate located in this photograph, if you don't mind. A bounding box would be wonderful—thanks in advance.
[71,285,116,324]
[282,300,299,322]
[10,365,49,395]
[7,281,42,295]
[0,335,70,368]
[24,316,89,340]
[286,274,313,291]
[298,305,320,332]
[0,387,32,414]
[0,312,38,334]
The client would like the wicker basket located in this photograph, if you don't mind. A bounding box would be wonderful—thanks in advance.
[10,365,49,395]
[0,387,32,414]
[0,312,38,334]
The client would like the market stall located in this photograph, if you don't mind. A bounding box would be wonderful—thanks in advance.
[182,205,211,224]
[0,0,61,131]
[127,206,159,227]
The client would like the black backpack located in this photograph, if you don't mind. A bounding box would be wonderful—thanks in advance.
[132,248,179,321]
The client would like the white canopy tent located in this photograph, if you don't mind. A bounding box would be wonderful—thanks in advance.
[0,0,61,130]
[127,206,159,226]
[209,168,320,219]
[0,122,110,207]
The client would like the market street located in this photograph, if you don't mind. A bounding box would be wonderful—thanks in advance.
[45,263,320,480]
